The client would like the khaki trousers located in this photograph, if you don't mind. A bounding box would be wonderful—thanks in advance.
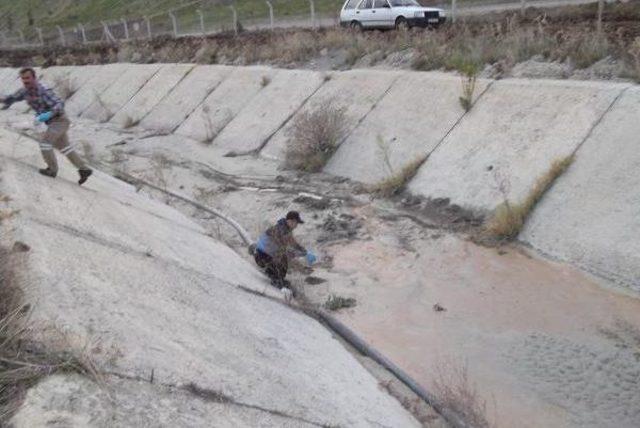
[39,115,87,172]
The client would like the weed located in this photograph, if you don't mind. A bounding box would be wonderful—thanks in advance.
[369,136,426,197]
[432,360,495,428]
[284,102,348,172]
[0,210,18,223]
[483,155,574,240]
[260,75,271,87]
[184,382,231,403]
[570,33,610,69]
[324,294,356,311]
[453,58,480,112]
[122,114,140,129]
[0,247,100,423]
[370,156,427,198]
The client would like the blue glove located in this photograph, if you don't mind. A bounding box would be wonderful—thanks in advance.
[306,251,317,265]
[36,111,53,123]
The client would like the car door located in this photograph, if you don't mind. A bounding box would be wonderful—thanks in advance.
[341,0,360,24]
[355,0,374,27]
[371,0,393,28]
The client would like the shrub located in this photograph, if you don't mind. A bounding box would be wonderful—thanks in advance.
[284,102,348,172]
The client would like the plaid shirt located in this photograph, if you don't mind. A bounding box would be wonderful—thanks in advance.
[4,83,64,116]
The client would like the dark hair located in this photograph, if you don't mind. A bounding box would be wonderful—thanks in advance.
[19,67,36,78]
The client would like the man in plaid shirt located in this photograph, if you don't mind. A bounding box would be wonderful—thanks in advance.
[1,68,92,185]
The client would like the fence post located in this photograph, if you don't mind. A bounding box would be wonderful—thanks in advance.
[36,27,44,46]
[308,0,316,28]
[17,29,25,45]
[597,0,604,34]
[197,9,205,35]
[122,18,130,40]
[144,16,152,39]
[169,11,178,37]
[265,0,274,31]
[229,5,238,36]
[0,31,7,48]
[56,25,65,46]
[102,21,116,43]
[78,24,87,44]
[451,0,456,24]
[520,0,526,16]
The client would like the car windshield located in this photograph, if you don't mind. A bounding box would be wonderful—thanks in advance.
[389,0,419,6]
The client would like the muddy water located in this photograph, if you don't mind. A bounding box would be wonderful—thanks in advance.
[313,226,640,428]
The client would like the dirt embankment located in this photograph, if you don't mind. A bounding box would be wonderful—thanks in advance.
[1,2,640,81]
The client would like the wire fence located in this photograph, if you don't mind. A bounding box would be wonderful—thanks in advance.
[0,0,603,49]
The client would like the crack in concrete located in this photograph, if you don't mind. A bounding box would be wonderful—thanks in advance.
[230,73,329,157]
[332,72,404,151]
[107,65,164,122]
[101,370,331,427]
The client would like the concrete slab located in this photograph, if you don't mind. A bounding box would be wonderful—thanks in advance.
[212,69,325,154]
[175,66,275,143]
[522,86,640,292]
[0,129,420,428]
[65,65,102,96]
[65,63,130,118]
[81,64,161,123]
[0,68,18,93]
[111,64,194,128]
[407,79,628,212]
[11,374,317,427]
[325,72,489,184]
[140,65,232,133]
[261,69,402,161]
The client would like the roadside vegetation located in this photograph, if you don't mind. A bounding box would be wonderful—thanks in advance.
[9,3,640,85]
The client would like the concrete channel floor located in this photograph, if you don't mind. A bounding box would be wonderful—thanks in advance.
[305,213,640,428]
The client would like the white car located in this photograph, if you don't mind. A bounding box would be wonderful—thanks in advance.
[340,0,446,30]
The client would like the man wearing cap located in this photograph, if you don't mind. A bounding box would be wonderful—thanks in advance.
[254,211,316,289]
[1,67,93,185]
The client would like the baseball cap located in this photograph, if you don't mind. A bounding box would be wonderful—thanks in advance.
[286,211,304,224]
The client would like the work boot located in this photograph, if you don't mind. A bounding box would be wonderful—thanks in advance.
[78,169,93,185]
[38,168,57,178]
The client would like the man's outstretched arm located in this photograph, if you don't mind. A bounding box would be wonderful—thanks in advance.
[1,88,26,110]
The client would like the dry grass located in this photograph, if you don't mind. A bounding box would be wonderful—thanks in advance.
[284,102,348,172]
[0,246,101,423]
[483,155,574,240]
[368,138,429,197]
[324,294,356,311]
[432,361,495,428]
[121,114,140,129]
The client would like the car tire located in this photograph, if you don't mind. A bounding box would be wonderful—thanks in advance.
[395,16,409,31]
[350,20,363,31]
